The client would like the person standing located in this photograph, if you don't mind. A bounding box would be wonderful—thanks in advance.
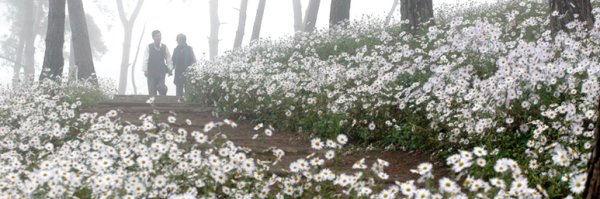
[172,34,196,97]
[143,30,173,96]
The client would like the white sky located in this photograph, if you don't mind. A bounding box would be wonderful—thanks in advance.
[0,0,495,95]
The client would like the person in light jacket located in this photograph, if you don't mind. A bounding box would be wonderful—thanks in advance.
[143,30,173,96]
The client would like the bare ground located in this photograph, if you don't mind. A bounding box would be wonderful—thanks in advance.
[84,95,447,183]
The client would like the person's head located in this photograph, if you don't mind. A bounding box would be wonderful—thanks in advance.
[152,30,162,44]
[177,34,187,46]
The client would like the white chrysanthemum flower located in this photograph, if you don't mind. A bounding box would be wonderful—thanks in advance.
[336,134,348,145]
[311,138,324,150]
[353,158,367,169]
[439,177,460,193]
[325,150,335,160]
[473,147,487,157]
[400,181,416,197]
[203,122,216,132]
[569,173,586,194]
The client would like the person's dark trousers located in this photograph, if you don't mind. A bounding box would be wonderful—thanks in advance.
[147,74,167,96]
[175,82,184,97]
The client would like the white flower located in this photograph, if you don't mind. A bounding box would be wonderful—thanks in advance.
[203,122,216,132]
[264,129,273,136]
[353,158,367,169]
[325,150,335,160]
[311,138,324,150]
[473,147,487,157]
[414,189,431,199]
[439,177,460,193]
[336,134,348,145]
[154,175,167,188]
[400,181,416,196]
[451,159,472,173]
[569,173,586,194]
[136,156,153,169]
[411,162,433,175]
[167,116,176,124]
[490,178,506,188]
[476,158,486,167]
[242,159,256,172]
[510,178,528,193]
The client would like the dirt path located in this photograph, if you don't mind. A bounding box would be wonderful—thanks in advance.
[84,95,446,183]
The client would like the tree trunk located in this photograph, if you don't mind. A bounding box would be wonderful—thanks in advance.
[303,0,321,32]
[68,42,76,81]
[118,26,133,94]
[251,0,267,42]
[131,23,147,95]
[400,0,434,33]
[329,0,351,28]
[40,0,66,82]
[293,0,303,32]
[68,0,97,84]
[584,97,600,198]
[23,0,37,84]
[233,0,249,49]
[209,0,220,59]
[117,0,145,94]
[12,32,25,87]
[385,0,400,25]
[550,0,595,33]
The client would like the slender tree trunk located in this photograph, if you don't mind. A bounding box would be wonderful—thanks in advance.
[118,26,132,94]
[550,0,595,33]
[40,0,66,82]
[251,0,267,42]
[131,23,147,95]
[233,0,249,49]
[23,0,37,84]
[385,0,400,25]
[293,0,303,32]
[303,0,321,32]
[12,34,25,87]
[584,97,600,198]
[400,0,434,33]
[329,0,351,28]
[117,0,145,94]
[209,0,220,59]
[68,0,97,84]
[68,42,76,81]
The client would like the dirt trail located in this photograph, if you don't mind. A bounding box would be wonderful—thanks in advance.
[84,95,446,183]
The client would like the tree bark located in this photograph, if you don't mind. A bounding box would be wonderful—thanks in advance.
[209,0,220,59]
[329,0,351,28]
[303,0,321,32]
[385,0,400,25]
[293,0,303,32]
[584,97,600,198]
[251,0,267,42]
[400,0,434,33]
[233,0,249,49]
[131,23,146,95]
[12,30,25,87]
[23,0,38,84]
[550,0,595,33]
[117,0,145,94]
[40,0,66,82]
[68,42,76,81]
[68,0,97,84]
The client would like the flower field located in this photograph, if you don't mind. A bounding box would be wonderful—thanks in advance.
[184,0,600,198]
[2,0,600,198]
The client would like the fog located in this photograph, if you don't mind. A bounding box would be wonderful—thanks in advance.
[0,0,495,94]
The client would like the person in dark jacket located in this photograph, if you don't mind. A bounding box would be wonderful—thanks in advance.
[172,34,196,97]
[143,30,172,96]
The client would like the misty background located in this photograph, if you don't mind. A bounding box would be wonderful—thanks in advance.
[0,0,493,95]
